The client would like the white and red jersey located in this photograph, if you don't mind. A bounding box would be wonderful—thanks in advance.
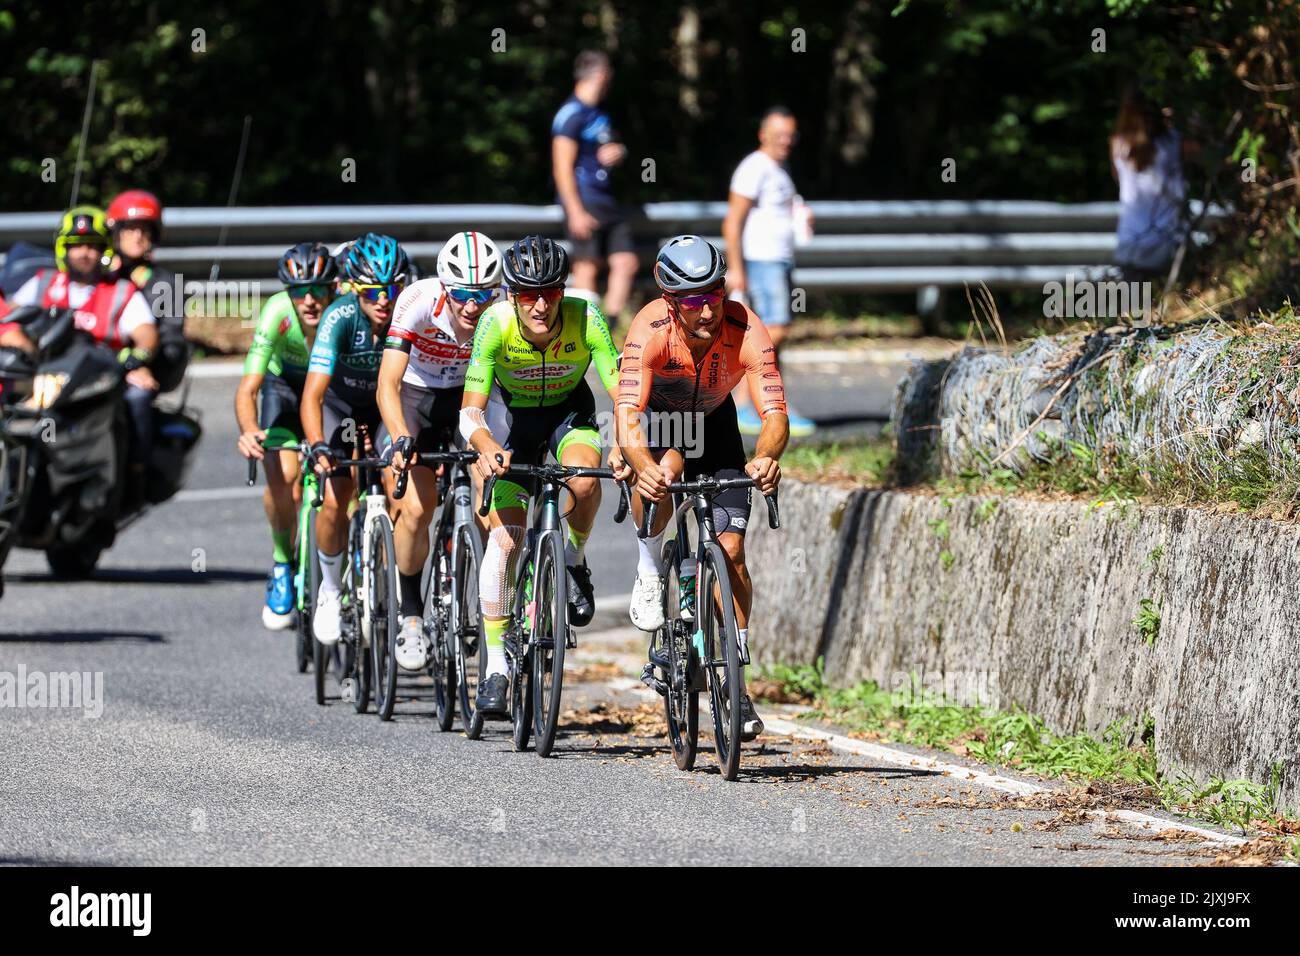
[12,270,154,350]
[386,278,480,390]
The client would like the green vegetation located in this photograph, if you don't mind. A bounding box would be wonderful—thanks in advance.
[782,438,895,487]
[1133,598,1161,647]
[758,658,1299,856]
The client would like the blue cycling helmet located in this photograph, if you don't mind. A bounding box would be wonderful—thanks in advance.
[344,232,411,285]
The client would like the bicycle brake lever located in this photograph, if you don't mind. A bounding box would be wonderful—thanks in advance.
[639,498,657,540]
[613,479,631,524]
[765,490,780,530]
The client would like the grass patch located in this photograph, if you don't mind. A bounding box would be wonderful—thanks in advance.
[758,658,1299,858]
[1133,598,1162,647]
[782,438,895,487]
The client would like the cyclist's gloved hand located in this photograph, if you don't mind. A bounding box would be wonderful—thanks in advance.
[310,441,335,477]
[608,446,633,482]
[238,429,268,460]
[392,435,416,469]
[635,461,673,502]
[746,456,781,495]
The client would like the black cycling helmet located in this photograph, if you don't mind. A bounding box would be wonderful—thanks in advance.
[277,242,337,287]
[502,236,570,290]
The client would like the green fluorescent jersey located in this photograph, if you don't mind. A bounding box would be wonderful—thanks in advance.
[463,297,619,407]
[243,291,311,390]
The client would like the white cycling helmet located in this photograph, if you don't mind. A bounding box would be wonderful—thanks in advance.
[437,231,503,290]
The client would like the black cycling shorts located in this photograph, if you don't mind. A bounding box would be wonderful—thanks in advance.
[647,394,752,536]
[322,388,384,457]
[389,385,463,461]
[258,372,303,441]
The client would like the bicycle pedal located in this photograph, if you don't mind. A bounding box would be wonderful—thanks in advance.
[565,627,577,650]
[640,662,668,698]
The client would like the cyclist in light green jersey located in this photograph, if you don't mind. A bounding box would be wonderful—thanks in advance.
[458,236,624,714]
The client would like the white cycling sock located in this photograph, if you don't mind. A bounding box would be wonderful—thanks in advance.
[486,644,508,678]
[636,528,665,578]
[318,549,343,593]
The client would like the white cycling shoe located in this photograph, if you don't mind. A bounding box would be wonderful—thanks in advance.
[629,572,665,632]
[313,588,342,645]
[261,606,294,631]
[395,616,430,672]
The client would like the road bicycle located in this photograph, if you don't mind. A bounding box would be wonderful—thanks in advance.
[324,445,411,721]
[638,476,779,781]
[478,458,630,756]
[420,449,484,735]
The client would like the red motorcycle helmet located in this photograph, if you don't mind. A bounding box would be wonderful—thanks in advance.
[106,189,163,238]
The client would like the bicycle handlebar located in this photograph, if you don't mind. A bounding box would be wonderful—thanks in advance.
[477,454,630,520]
[637,476,780,539]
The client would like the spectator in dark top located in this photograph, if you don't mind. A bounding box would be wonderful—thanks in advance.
[1109,85,1189,284]
[551,50,637,324]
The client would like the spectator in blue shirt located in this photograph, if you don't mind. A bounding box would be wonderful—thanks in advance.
[551,50,637,325]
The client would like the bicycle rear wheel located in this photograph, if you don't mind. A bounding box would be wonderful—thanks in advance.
[700,541,743,781]
[661,537,699,771]
[531,532,569,758]
[429,523,456,732]
[347,512,372,714]
[455,525,486,739]
[370,514,399,721]
[306,508,332,705]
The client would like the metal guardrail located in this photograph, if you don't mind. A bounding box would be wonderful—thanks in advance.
[0,200,1225,293]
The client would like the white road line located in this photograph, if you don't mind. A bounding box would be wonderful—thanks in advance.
[186,360,246,379]
[174,485,264,502]
[760,716,1249,846]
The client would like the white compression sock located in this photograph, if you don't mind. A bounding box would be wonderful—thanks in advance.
[636,528,665,578]
[487,644,508,677]
[318,549,343,592]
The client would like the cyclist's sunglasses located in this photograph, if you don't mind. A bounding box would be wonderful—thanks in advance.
[512,286,565,307]
[286,283,332,300]
[446,287,497,305]
[354,282,405,303]
[669,288,725,310]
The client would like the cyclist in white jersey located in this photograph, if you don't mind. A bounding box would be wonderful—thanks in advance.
[378,231,502,670]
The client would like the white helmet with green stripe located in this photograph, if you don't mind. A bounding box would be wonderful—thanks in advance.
[437,231,502,290]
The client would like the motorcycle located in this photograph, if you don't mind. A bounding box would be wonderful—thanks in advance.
[0,307,201,593]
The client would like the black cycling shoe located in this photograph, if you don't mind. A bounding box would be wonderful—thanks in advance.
[738,692,765,741]
[566,561,595,627]
[475,674,509,716]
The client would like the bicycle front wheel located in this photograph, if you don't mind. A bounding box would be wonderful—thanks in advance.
[455,524,486,740]
[531,532,569,758]
[429,524,456,732]
[661,536,699,771]
[700,540,743,781]
[369,513,399,721]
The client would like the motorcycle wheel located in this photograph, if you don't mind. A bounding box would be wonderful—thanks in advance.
[46,545,102,579]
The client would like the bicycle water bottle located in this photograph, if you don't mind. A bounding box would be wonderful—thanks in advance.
[679,557,697,621]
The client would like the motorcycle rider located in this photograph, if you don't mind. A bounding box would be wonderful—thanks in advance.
[9,206,160,492]
[106,189,189,392]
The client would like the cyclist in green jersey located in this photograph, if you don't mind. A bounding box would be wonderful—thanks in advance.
[235,243,336,629]
[458,235,623,714]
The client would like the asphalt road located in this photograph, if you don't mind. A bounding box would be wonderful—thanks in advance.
[0,354,1233,865]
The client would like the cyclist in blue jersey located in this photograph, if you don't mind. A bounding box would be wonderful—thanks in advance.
[301,233,411,645]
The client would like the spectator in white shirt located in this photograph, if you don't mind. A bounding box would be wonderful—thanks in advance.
[723,107,814,437]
